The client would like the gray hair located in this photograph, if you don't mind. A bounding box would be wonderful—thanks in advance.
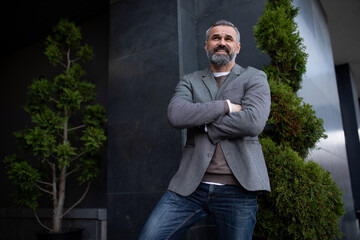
[205,19,240,43]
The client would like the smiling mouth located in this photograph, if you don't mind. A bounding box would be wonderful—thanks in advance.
[216,49,228,54]
[214,46,230,54]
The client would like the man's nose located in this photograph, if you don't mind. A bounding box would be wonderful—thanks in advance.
[219,38,226,46]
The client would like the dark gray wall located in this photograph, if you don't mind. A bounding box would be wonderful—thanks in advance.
[107,0,182,239]
[178,0,269,77]
[195,0,270,71]
[295,0,360,238]
[336,64,360,213]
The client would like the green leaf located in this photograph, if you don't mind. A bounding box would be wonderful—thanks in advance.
[77,44,94,62]
[79,82,96,103]
[44,40,63,66]
[55,142,77,168]
[30,106,64,131]
[67,63,86,80]
[57,88,83,111]
[84,104,106,127]
[77,155,100,184]
[3,155,42,209]
[25,78,53,114]
[23,127,56,158]
[80,126,106,153]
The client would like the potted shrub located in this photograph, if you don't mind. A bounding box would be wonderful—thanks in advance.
[3,18,106,238]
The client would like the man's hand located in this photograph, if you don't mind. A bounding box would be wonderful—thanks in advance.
[230,103,242,113]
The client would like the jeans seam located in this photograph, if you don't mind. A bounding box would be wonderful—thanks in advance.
[166,208,204,240]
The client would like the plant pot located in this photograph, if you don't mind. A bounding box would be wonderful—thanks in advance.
[37,228,83,240]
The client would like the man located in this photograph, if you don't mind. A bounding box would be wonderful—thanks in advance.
[138,19,271,240]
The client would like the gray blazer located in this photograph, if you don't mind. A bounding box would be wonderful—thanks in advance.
[167,64,271,196]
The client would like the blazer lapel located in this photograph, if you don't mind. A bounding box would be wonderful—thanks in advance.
[201,64,245,100]
[202,68,218,100]
[215,64,244,99]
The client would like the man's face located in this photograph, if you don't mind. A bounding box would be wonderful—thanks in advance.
[205,25,241,66]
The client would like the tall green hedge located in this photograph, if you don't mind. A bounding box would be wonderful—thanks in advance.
[253,0,345,239]
[256,138,344,239]
[255,0,307,93]
[263,79,327,158]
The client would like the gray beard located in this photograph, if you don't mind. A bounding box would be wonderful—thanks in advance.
[207,49,237,66]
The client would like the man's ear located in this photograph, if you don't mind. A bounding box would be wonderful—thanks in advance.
[236,42,241,54]
[204,41,208,52]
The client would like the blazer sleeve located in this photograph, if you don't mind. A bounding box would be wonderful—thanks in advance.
[206,71,271,144]
[167,75,226,129]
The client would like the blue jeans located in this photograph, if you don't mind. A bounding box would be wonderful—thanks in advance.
[138,183,258,240]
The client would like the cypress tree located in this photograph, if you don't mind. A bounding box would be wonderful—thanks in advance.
[253,1,345,239]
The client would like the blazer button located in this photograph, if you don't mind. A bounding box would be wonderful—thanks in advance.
[207,153,213,158]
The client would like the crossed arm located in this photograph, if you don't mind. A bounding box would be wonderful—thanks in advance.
[167,73,270,144]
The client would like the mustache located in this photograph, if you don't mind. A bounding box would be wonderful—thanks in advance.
[213,45,230,54]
